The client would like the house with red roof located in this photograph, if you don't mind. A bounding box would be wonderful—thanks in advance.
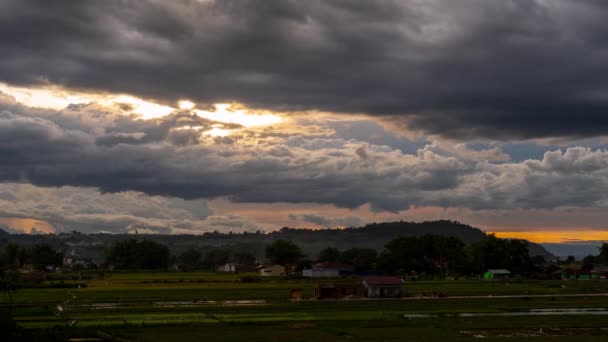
[361,276,404,298]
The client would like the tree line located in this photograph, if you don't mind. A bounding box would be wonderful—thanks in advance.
[104,239,257,270]
[0,243,62,270]
[3,236,608,276]
[275,234,541,276]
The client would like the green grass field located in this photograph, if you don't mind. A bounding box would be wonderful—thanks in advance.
[6,272,608,341]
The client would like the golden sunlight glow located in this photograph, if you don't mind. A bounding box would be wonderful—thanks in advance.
[195,103,283,128]
[494,230,608,243]
[178,99,196,110]
[0,217,55,234]
[104,95,174,118]
[203,127,234,137]
[0,83,173,119]
[0,83,86,109]
[0,83,284,133]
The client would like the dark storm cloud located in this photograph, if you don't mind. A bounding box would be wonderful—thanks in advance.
[1,0,607,139]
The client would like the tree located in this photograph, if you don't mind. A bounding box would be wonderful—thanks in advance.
[318,247,341,262]
[0,269,19,316]
[30,244,62,270]
[467,235,535,275]
[566,255,576,264]
[419,235,466,276]
[133,240,170,269]
[202,249,231,270]
[265,240,303,267]
[378,236,421,274]
[105,239,170,270]
[3,244,20,269]
[178,249,201,270]
[379,235,465,276]
[1,245,21,319]
[583,254,599,268]
[295,259,312,272]
[105,239,137,269]
[233,251,256,265]
[599,243,608,264]
[339,248,377,272]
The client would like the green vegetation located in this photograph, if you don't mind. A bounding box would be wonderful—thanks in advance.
[0,220,505,267]
[4,272,608,340]
[106,239,170,270]
[0,242,62,271]
[340,248,378,272]
[3,226,608,340]
[265,240,304,266]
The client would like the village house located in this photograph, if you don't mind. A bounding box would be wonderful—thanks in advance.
[257,264,286,277]
[302,262,354,278]
[593,266,608,279]
[63,249,96,269]
[560,266,608,280]
[218,263,258,273]
[484,269,512,279]
[361,276,404,298]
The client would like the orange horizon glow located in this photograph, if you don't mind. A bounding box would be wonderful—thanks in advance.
[494,230,608,243]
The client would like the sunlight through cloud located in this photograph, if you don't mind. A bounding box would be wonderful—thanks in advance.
[0,83,284,133]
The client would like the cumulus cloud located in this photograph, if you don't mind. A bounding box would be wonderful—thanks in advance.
[0,1,607,139]
[2,95,608,216]
[0,183,211,233]
[0,94,471,211]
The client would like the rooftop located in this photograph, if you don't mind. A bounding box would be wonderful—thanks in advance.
[362,276,403,286]
[487,269,511,274]
[313,262,354,270]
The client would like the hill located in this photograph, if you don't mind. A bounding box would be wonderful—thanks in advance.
[268,220,487,255]
[0,220,552,260]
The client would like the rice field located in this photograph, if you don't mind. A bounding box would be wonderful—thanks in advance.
[6,272,608,341]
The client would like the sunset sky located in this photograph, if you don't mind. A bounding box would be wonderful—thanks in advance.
[1,1,608,243]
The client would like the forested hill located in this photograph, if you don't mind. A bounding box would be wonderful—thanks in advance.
[271,220,486,251]
[0,220,552,261]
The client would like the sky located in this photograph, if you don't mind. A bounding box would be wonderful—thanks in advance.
[1,0,608,243]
